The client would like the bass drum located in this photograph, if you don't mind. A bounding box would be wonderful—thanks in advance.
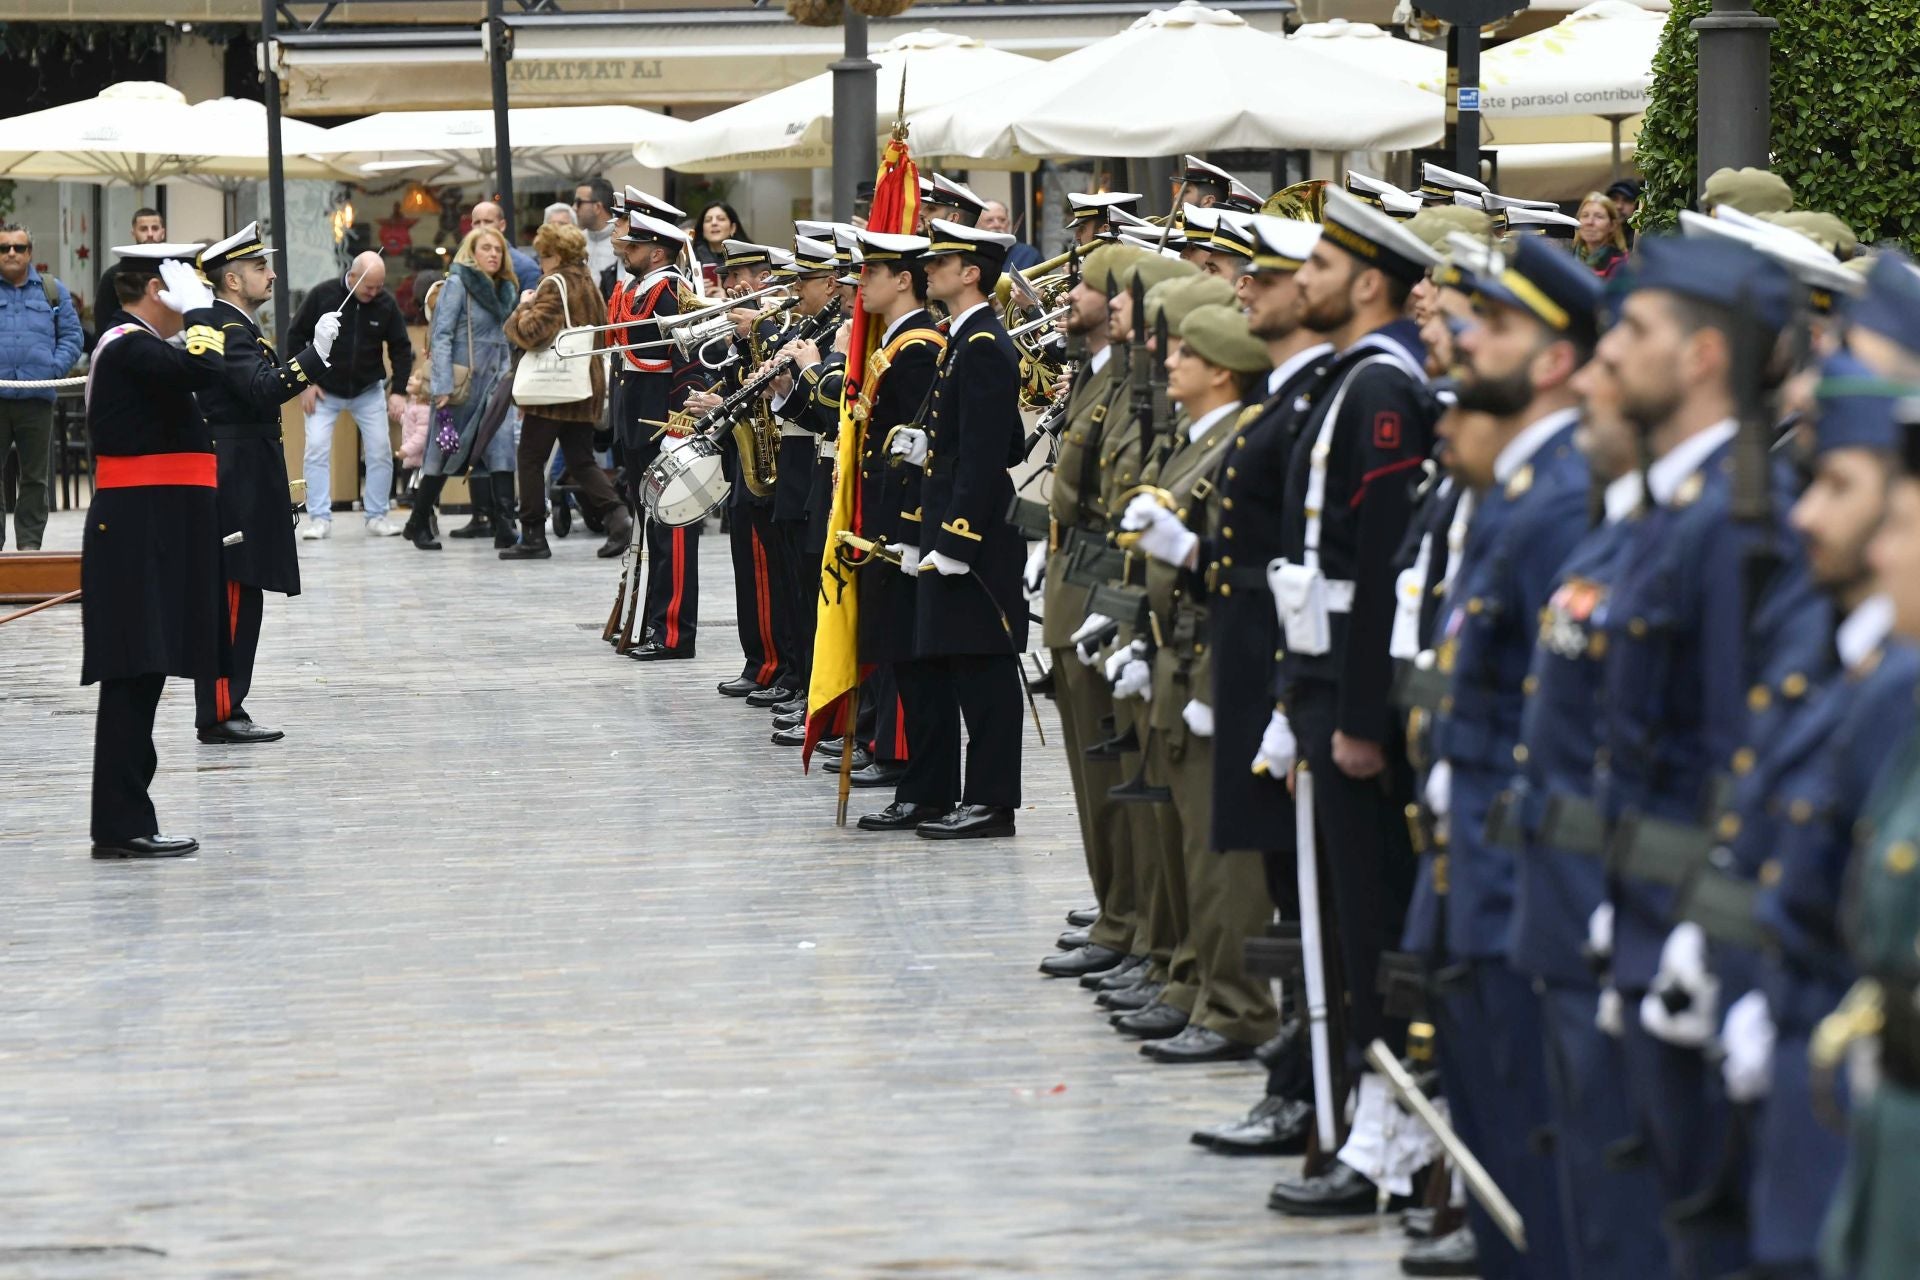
[641,434,731,527]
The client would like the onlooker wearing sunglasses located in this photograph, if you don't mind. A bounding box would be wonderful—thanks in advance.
[0,223,82,550]
[572,177,623,296]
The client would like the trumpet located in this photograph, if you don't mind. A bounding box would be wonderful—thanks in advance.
[558,282,791,340]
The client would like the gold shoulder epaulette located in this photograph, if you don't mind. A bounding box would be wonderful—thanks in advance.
[1235,404,1262,428]
[183,324,225,357]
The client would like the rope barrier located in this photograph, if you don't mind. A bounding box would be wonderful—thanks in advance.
[0,376,86,389]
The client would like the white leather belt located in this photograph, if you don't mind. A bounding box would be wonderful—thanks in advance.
[779,424,812,441]
[1324,579,1357,613]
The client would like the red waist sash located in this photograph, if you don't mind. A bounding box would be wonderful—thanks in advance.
[95,453,217,489]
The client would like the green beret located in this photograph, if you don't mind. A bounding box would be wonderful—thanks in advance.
[1080,243,1146,295]
[1761,210,1859,260]
[1119,251,1196,293]
[1702,166,1794,215]
[1406,205,1493,251]
[1147,275,1236,332]
[1177,303,1271,375]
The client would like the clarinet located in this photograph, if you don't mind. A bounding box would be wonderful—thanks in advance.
[684,297,845,439]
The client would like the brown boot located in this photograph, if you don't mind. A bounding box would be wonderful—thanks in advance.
[596,505,633,559]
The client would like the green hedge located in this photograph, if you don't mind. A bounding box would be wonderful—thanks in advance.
[1635,0,1920,249]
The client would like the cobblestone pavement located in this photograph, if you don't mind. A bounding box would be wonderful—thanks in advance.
[2,508,1404,1279]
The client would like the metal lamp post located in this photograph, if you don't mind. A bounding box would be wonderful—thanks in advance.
[1692,0,1776,190]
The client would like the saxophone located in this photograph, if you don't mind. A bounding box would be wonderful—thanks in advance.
[731,302,784,498]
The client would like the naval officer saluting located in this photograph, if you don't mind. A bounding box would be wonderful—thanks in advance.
[82,245,275,858]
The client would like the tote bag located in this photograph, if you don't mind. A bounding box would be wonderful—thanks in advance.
[512,274,595,407]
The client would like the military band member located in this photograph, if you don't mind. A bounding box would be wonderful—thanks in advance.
[876,220,1027,839]
[190,222,337,745]
[610,208,707,662]
[1066,192,1144,248]
[919,174,988,229]
[1172,155,1237,210]
[83,245,260,857]
[1266,190,1440,1217]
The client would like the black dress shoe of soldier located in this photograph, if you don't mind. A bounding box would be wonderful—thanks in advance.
[717,677,762,698]
[1400,1226,1479,1277]
[92,833,198,859]
[197,718,284,744]
[1113,1000,1188,1039]
[1142,1024,1255,1063]
[1100,980,1166,1014]
[856,801,942,832]
[1057,926,1092,951]
[848,761,907,788]
[1038,943,1124,978]
[770,725,806,747]
[1191,1095,1312,1155]
[627,641,693,661]
[916,804,1015,840]
[1082,953,1146,990]
[1268,1162,1394,1217]
[1065,906,1099,928]
[745,683,795,707]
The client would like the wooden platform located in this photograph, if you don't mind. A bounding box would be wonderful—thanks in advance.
[0,508,1402,1277]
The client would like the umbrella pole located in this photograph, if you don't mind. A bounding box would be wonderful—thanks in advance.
[1608,115,1624,181]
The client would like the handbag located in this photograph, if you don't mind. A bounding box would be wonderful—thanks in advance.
[446,293,475,406]
[512,274,595,407]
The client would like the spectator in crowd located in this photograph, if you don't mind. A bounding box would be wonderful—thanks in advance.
[573,177,618,286]
[92,206,165,334]
[0,223,82,551]
[500,222,629,561]
[544,203,576,227]
[981,200,1042,272]
[1573,190,1630,278]
[408,227,519,552]
[1606,178,1641,243]
[693,201,746,270]
[289,251,412,539]
[469,201,541,292]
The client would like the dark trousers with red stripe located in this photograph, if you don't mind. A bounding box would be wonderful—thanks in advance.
[866,663,908,764]
[773,519,814,690]
[194,579,263,728]
[641,515,699,654]
[93,672,165,843]
[728,502,786,687]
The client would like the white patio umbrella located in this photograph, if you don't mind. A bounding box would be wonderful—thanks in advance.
[912,1,1443,162]
[308,105,690,184]
[1285,19,1442,89]
[635,30,1042,174]
[0,81,344,189]
[1417,1,1664,165]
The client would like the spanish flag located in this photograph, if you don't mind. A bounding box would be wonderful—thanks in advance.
[802,133,920,784]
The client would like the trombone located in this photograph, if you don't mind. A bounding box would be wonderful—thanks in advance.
[1007,304,1069,342]
[557,283,791,339]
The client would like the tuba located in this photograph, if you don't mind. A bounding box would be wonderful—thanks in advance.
[1262,179,1331,223]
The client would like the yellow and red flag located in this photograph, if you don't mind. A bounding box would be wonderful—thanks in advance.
[803,133,921,774]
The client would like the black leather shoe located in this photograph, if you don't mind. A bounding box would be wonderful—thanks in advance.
[92,833,198,859]
[916,804,1015,840]
[1142,1024,1256,1063]
[1100,980,1166,1014]
[1400,1207,1440,1241]
[771,696,808,717]
[1191,1095,1312,1155]
[1057,926,1092,951]
[849,761,907,788]
[717,677,762,698]
[770,725,806,747]
[1114,1000,1188,1039]
[818,747,874,773]
[857,801,942,832]
[627,641,693,662]
[197,718,284,744]
[1065,906,1099,928]
[1268,1162,1394,1217]
[745,684,795,707]
[1038,943,1124,978]
[1400,1226,1478,1276]
[815,736,851,757]
[1091,958,1151,991]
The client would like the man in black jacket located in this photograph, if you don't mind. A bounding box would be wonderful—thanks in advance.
[287,251,412,538]
[192,222,336,745]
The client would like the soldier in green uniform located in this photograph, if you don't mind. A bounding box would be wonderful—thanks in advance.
[1118,302,1279,1063]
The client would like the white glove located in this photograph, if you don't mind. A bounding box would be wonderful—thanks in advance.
[1121,495,1198,566]
[1114,656,1152,701]
[1252,708,1297,778]
[1182,699,1214,738]
[1640,922,1721,1049]
[1104,642,1133,683]
[1071,612,1113,667]
[1587,902,1614,964]
[888,543,920,577]
[1423,759,1452,819]
[1022,542,1047,601]
[157,259,214,314]
[1596,987,1625,1038]
[312,311,341,364]
[1721,989,1775,1103]
[921,549,969,577]
[888,426,930,467]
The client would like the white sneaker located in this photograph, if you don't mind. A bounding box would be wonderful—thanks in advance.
[299,520,332,541]
[365,516,403,537]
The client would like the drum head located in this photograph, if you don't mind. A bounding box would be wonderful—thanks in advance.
[642,435,731,526]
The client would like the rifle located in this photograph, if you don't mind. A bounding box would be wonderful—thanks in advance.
[1146,303,1172,473]
[1128,273,1153,464]
[615,511,647,654]
[602,511,640,644]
